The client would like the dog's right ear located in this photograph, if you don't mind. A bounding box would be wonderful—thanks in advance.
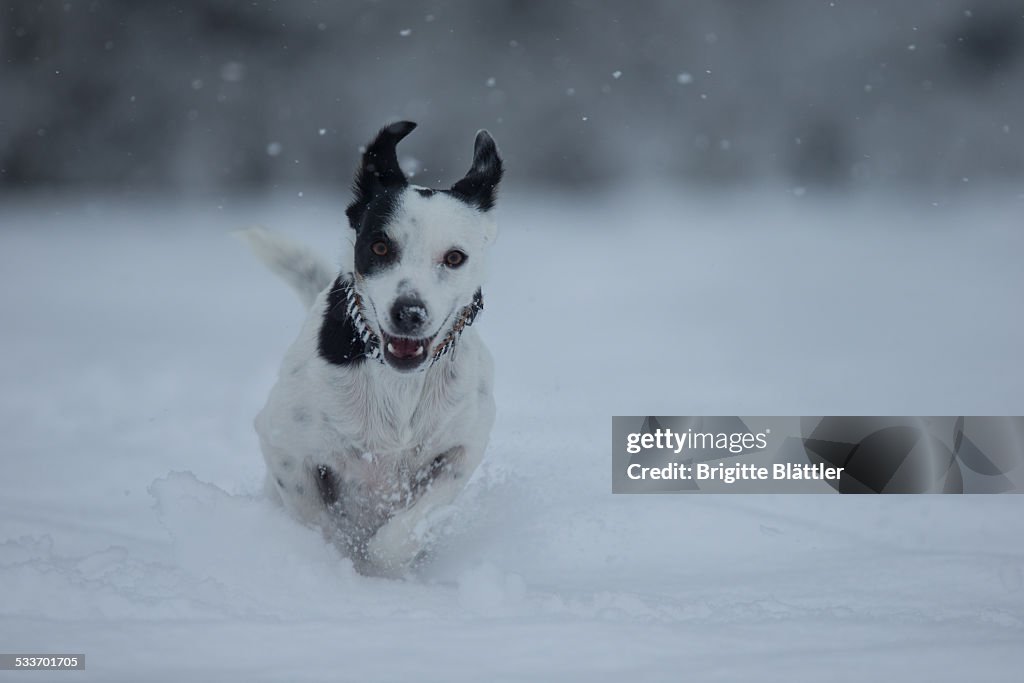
[345,121,417,230]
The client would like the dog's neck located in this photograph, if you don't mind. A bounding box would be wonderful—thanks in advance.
[318,274,483,370]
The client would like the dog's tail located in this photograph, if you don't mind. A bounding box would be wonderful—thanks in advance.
[237,228,335,309]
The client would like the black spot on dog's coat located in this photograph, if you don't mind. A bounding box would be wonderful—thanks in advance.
[316,464,338,506]
[415,188,435,198]
[318,277,368,366]
[412,446,465,495]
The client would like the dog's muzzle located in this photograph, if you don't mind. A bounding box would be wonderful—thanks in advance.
[335,275,483,373]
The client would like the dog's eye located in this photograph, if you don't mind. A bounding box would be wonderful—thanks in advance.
[443,250,466,268]
[371,240,389,257]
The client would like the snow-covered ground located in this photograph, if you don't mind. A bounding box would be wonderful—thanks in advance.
[1,187,1022,682]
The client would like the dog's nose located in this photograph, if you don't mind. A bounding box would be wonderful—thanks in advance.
[390,296,428,335]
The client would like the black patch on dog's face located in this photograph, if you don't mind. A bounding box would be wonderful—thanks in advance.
[345,121,416,230]
[352,192,402,277]
[318,276,368,366]
[415,188,434,198]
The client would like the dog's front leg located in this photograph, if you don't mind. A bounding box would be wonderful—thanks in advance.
[366,444,477,575]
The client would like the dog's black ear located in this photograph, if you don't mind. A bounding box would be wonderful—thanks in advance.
[450,130,503,212]
[345,121,417,230]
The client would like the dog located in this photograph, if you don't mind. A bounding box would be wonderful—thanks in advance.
[242,121,502,576]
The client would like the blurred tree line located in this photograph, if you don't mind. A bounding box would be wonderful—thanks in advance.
[1,0,1022,192]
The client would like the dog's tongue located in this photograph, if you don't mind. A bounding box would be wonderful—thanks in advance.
[387,337,424,359]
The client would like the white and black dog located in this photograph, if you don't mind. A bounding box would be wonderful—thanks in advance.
[243,121,502,576]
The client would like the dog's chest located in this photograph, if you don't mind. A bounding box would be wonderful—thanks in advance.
[329,358,465,448]
[256,341,474,486]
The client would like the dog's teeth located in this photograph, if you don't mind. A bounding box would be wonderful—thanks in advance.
[414,345,424,356]
[387,342,396,354]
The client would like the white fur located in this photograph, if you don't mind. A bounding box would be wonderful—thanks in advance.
[244,188,497,577]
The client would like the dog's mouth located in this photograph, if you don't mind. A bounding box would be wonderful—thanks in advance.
[380,332,435,372]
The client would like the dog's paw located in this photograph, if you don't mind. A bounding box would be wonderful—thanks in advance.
[365,520,422,577]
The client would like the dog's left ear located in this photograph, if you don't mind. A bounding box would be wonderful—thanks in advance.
[346,121,417,230]
[450,130,503,212]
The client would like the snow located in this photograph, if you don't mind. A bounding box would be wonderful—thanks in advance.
[1,188,1023,681]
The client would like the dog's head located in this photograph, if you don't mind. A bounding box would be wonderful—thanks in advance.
[343,122,503,373]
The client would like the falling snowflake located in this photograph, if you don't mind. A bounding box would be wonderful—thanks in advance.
[220,61,245,83]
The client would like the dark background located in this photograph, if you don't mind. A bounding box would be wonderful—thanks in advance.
[2,0,1023,194]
